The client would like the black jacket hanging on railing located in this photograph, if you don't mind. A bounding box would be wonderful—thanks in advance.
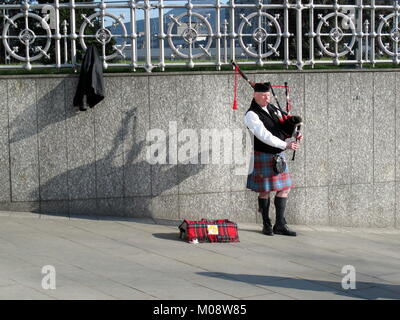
[73,45,104,111]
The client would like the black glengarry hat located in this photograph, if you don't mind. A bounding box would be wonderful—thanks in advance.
[253,82,271,92]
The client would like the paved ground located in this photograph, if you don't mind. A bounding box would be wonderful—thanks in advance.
[0,212,399,300]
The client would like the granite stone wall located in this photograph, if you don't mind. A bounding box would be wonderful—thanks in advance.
[0,70,399,229]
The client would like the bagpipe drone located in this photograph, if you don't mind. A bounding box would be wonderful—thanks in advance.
[231,61,303,161]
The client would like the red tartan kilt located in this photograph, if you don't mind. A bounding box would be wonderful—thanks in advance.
[247,151,293,192]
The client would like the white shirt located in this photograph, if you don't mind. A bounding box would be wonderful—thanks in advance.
[244,105,287,150]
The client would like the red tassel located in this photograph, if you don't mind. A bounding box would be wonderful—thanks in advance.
[232,99,237,110]
[232,64,239,110]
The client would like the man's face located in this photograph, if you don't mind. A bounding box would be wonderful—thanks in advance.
[254,91,271,106]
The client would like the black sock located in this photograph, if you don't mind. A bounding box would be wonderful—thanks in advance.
[274,196,288,225]
[258,197,271,226]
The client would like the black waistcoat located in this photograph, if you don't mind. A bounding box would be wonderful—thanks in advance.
[245,99,286,155]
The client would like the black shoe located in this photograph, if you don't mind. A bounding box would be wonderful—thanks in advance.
[273,223,297,236]
[262,223,274,236]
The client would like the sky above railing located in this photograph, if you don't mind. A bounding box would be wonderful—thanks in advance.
[97,0,231,25]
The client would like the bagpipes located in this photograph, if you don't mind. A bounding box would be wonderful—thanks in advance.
[231,61,302,161]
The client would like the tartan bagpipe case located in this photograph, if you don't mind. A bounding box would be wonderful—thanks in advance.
[178,219,239,243]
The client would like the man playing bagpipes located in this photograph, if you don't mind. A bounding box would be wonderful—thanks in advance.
[232,62,302,237]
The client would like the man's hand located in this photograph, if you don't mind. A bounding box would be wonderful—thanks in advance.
[296,133,303,142]
[286,141,300,151]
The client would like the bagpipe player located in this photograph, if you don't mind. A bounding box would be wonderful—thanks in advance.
[244,82,303,237]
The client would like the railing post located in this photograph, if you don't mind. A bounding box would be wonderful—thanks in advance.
[216,0,222,70]
[356,0,363,68]
[54,0,61,68]
[229,0,236,63]
[187,0,194,68]
[283,0,290,68]
[21,1,31,70]
[129,0,137,71]
[371,0,375,67]
[394,0,400,64]
[99,0,108,69]
[364,19,369,62]
[308,0,315,68]
[2,8,7,65]
[223,19,228,64]
[62,19,68,65]
[158,0,165,71]
[70,0,77,70]
[144,0,153,72]
[296,0,304,69]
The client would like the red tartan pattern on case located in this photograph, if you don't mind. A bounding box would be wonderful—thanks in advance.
[179,219,239,243]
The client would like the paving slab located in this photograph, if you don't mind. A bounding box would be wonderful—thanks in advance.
[242,292,296,300]
[251,277,361,300]
[44,279,118,300]
[0,278,17,288]
[0,284,55,300]
[55,269,156,300]
[346,286,400,300]
[376,272,400,285]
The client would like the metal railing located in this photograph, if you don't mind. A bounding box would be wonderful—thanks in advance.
[1,0,400,72]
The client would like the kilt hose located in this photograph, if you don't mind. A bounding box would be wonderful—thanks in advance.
[246,151,293,193]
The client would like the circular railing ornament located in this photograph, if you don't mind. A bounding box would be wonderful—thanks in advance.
[377,13,400,56]
[182,27,198,44]
[329,27,344,42]
[316,12,356,57]
[167,12,213,59]
[391,27,400,42]
[95,28,112,44]
[79,12,127,61]
[238,12,282,58]
[253,27,268,43]
[2,12,52,62]
[19,29,36,45]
